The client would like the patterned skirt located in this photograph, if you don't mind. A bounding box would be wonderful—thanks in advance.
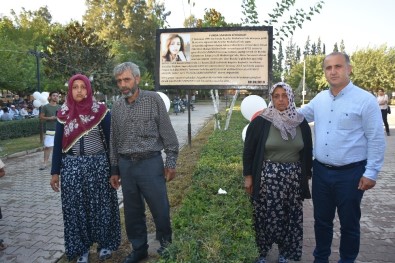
[252,160,303,261]
[60,152,121,260]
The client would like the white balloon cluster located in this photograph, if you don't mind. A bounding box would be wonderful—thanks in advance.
[156,91,171,112]
[32,91,50,108]
[241,95,267,141]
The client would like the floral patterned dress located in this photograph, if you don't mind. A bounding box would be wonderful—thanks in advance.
[252,160,303,261]
[60,152,121,260]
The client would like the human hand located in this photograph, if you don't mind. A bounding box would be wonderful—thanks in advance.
[244,175,253,195]
[110,175,121,189]
[177,52,186,61]
[50,174,60,192]
[358,176,376,191]
[164,168,176,182]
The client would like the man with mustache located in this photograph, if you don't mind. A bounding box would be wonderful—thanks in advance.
[109,62,179,263]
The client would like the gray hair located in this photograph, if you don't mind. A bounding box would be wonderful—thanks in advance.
[322,52,351,68]
[113,62,140,77]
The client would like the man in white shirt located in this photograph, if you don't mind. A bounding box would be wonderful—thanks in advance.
[298,52,385,263]
[9,105,19,119]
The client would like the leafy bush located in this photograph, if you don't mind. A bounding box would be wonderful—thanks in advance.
[163,111,258,263]
[0,118,41,140]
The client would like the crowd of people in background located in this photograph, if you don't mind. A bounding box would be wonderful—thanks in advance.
[0,94,42,121]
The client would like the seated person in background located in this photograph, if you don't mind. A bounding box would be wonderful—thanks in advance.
[32,107,40,117]
[0,107,12,121]
[20,104,29,118]
[9,105,19,119]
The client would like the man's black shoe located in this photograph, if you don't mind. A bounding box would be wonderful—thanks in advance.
[157,245,171,259]
[122,250,148,263]
[157,246,166,256]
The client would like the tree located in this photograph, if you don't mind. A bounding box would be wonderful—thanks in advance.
[303,36,311,57]
[317,37,322,54]
[333,42,339,52]
[295,46,301,62]
[83,0,169,76]
[284,54,326,104]
[264,0,324,48]
[340,39,346,53]
[10,6,53,46]
[241,0,260,25]
[0,35,34,93]
[183,14,198,28]
[43,22,113,94]
[197,8,230,28]
[351,46,395,93]
[272,42,284,82]
[284,38,298,73]
[0,8,53,96]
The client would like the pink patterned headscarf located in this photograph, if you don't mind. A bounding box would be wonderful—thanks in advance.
[260,82,304,140]
[57,74,108,152]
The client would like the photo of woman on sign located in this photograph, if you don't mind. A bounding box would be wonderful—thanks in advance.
[162,34,188,62]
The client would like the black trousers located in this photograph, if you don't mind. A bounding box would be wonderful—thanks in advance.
[119,154,172,251]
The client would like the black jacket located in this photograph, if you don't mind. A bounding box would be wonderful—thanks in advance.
[243,117,313,200]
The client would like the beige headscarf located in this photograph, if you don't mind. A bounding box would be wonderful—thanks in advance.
[261,82,304,140]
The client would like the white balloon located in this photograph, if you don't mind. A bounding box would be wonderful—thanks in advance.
[157,91,171,112]
[240,95,267,121]
[32,91,41,100]
[39,92,49,103]
[41,92,49,99]
[242,124,249,142]
[33,99,42,108]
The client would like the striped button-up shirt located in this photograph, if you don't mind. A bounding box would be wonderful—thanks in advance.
[110,89,179,174]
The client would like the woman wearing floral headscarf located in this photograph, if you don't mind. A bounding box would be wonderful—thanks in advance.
[50,74,120,263]
[243,82,313,263]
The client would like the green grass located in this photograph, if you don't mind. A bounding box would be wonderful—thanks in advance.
[0,134,42,158]
[162,110,258,263]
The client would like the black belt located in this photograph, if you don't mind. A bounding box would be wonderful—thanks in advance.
[119,151,161,161]
[315,159,366,170]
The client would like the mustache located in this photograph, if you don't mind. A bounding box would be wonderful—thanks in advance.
[120,86,138,98]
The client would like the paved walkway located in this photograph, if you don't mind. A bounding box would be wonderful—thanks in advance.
[0,104,394,263]
[0,102,217,263]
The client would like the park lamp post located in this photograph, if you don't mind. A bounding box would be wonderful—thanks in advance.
[28,46,46,143]
[28,46,46,93]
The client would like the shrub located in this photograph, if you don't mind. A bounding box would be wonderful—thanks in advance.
[0,118,41,140]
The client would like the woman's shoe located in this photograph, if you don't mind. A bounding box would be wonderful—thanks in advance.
[0,239,7,251]
[99,248,112,260]
[76,251,89,263]
[278,255,288,263]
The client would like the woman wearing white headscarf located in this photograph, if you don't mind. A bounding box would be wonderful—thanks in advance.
[243,82,313,263]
